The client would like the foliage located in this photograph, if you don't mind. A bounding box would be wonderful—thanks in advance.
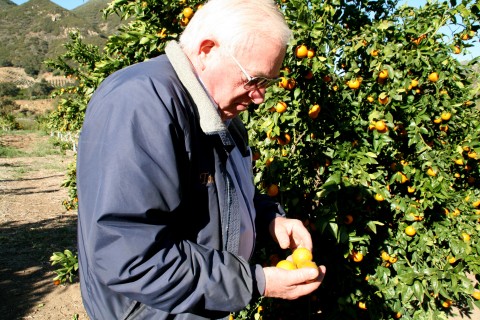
[0,82,21,98]
[48,0,480,318]
[50,249,79,284]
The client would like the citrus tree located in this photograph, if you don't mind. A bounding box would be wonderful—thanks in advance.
[47,0,480,318]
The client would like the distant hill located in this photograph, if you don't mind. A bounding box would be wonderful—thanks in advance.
[0,0,120,76]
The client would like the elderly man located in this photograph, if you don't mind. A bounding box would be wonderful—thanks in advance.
[76,0,326,319]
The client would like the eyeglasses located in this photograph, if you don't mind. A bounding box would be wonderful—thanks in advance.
[229,53,280,90]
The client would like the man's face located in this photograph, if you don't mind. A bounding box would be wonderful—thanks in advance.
[197,38,286,121]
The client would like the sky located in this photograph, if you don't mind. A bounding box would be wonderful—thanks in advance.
[11,0,479,58]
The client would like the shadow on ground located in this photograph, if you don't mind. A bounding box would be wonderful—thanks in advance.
[0,215,77,319]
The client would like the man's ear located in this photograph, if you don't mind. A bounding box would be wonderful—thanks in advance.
[198,39,217,71]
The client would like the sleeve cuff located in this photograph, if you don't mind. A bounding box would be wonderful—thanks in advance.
[251,264,265,298]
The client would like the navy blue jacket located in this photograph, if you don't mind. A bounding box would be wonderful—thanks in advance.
[76,42,284,319]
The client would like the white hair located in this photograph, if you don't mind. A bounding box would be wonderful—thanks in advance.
[179,0,292,56]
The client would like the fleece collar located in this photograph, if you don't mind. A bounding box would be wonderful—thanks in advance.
[165,41,229,136]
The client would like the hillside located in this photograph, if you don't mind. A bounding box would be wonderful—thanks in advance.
[0,0,117,75]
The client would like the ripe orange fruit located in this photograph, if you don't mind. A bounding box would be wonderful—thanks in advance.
[453,46,461,54]
[389,256,398,264]
[180,17,190,26]
[472,291,480,300]
[307,48,315,58]
[347,78,361,89]
[374,193,384,202]
[462,233,471,242]
[279,76,289,89]
[473,200,480,208]
[371,49,379,56]
[352,251,364,262]
[292,247,313,266]
[276,259,296,270]
[468,151,477,159]
[411,79,419,87]
[378,95,389,105]
[375,120,387,132]
[296,45,308,58]
[358,301,367,310]
[378,69,389,80]
[309,104,321,119]
[398,172,408,184]
[183,7,194,18]
[275,101,287,113]
[286,79,296,90]
[426,168,437,177]
[394,312,402,319]
[344,214,354,225]
[448,256,456,264]
[442,299,452,308]
[267,184,279,197]
[407,186,415,193]
[297,260,318,270]
[454,158,464,165]
[461,33,470,41]
[367,96,374,103]
[428,72,439,82]
[265,157,274,166]
[381,251,390,261]
[441,112,451,121]
[405,225,416,236]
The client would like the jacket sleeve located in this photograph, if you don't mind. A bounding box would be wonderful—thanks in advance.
[77,72,259,317]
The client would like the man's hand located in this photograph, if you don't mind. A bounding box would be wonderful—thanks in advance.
[263,265,326,300]
[269,216,313,250]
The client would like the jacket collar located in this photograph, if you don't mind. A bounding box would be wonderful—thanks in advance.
[165,41,230,139]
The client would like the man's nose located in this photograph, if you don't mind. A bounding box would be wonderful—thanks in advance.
[249,87,266,105]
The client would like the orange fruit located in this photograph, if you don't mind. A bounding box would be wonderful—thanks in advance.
[389,256,398,263]
[182,7,194,18]
[367,96,374,103]
[454,158,464,165]
[442,299,452,308]
[307,48,315,58]
[358,301,367,310]
[286,79,296,90]
[276,259,296,270]
[371,49,379,56]
[398,172,408,184]
[344,214,354,225]
[468,151,477,159]
[461,33,470,41]
[265,157,274,166]
[296,45,308,58]
[473,200,480,208]
[292,247,313,266]
[378,69,389,80]
[428,72,439,82]
[441,112,451,121]
[381,251,390,261]
[378,95,389,105]
[309,104,321,119]
[267,184,279,197]
[279,77,289,89]
[448,256,456,264]
[405,225,416,236]
[427,168,437,177]
[347,78,361,89]
[411,79,419,87]
[374,193,384,202]
[394,312,402,319]
[375,120,387,132]
[297,260,318,269]
[462,233,471,242]
[352,251,363,262]
[472,291,480,300]
[407,186,415,193]
[275,101,287,113]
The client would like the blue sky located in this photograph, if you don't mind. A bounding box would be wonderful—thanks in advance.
[11,0,479,58]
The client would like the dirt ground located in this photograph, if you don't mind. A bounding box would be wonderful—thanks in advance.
[0,132,88,320]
